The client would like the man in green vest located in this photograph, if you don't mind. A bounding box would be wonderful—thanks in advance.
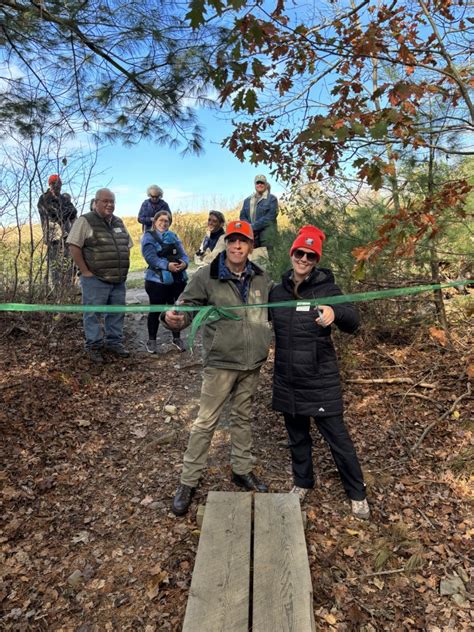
[67,188,133,363]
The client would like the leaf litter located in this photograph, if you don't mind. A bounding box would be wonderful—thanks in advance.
[0,313,472,630]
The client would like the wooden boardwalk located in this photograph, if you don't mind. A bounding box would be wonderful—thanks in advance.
[182,492,315,632]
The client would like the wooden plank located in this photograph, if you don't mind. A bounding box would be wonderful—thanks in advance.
[182,491,252,632]
[253,493,316,632]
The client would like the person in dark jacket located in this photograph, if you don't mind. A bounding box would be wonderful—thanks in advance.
[137,185,171,232]
[194,210,226,267]
[37,174,78,287]
[270,225,370,520]
[240,175,278,249]
[141,210,189,353]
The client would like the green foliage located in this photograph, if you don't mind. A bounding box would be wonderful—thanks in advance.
[1,1,214,148]
[280,185,390,291]
[200,0,473,189]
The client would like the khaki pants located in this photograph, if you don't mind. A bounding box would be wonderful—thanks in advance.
[180,366,261,487]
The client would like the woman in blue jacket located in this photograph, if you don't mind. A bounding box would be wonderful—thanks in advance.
[141,210,189,353]
[137,185,171,232]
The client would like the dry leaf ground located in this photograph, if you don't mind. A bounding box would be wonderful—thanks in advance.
[0,311,472,631]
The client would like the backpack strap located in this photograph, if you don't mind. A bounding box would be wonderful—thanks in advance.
[146,229,164,245]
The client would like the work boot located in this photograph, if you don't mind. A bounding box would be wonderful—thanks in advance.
[172,484,196,516]
[351,498,371,520]
[105,344,130,358]
[231,471,268,493]
[87,347,104,364]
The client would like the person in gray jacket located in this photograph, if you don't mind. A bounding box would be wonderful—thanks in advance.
[164,220,273,516]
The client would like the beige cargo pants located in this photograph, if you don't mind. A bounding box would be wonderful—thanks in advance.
[180,366,261,487]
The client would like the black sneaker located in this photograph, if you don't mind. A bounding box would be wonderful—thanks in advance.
[171,338,186,353]
[145,339,157,354]
[172,484,196,516]
[231,471,268,493]
[105,344,130,357]
[87,348,104,364]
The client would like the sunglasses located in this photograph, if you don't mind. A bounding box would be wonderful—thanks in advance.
[255,181,266,185]
[293,249,318,262]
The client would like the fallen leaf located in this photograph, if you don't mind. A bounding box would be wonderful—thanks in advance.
[140,495,154,506]
[373,577,384,590]
[323,613,337,625]
[429,326,447,346]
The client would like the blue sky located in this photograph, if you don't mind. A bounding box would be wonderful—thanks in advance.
[95,107,286,217]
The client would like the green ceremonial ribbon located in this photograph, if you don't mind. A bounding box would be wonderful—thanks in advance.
[0,280,470,349]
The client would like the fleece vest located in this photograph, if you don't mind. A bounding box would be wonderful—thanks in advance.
[82,212,130,283]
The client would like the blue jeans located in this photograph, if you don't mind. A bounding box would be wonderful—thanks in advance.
[80,275,126,349]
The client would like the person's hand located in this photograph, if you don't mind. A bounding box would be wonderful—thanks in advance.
[164,309,186,330]
[168,261,181,273]
[315,305,335,327]
[175,260,186,271]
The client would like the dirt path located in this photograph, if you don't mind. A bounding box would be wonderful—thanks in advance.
[0,313,472,630]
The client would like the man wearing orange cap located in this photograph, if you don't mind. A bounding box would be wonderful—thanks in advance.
[37,174,78,287]
[164,220,273,516]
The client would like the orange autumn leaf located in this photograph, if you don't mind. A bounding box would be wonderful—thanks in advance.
[429,326,447,346]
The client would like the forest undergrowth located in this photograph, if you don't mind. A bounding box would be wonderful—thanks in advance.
[0,309,472,631]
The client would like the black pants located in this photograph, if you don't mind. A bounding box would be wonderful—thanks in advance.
[283,413,366,500]
[145,279,186,340]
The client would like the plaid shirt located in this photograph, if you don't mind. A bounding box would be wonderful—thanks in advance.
[217,252,253,303]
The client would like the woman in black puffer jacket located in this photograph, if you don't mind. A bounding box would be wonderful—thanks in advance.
[270,225,370,520]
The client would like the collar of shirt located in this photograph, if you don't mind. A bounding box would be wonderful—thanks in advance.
[218,252,252,280]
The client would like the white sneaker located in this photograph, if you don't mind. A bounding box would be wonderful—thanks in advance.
[290,486,309,502]
[351,498,370,520]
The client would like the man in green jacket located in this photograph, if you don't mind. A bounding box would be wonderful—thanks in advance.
[67,188,132,363]
[164,220,273,516]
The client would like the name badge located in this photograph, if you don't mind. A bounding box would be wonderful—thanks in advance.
[114,227,123,233]
[296,301,311,312]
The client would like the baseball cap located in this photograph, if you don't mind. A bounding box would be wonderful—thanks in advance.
[225,220,254,241]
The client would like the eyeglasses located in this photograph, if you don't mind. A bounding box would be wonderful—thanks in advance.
[293,249,318,262]
[226,235,251,244]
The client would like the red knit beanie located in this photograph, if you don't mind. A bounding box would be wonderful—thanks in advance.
[289,225,326,261]
[48,174,61,185]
